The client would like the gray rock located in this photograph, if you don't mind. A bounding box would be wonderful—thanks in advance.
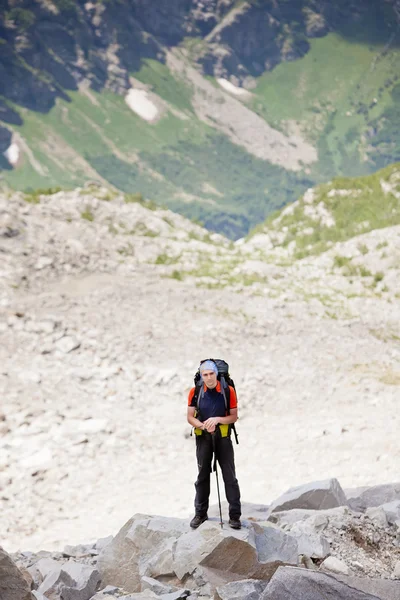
[321,556,350,576]
[38,560,100,600]
[98,514,187,593]
[27,557,60,588]
[394,561,400,579]
[88,586,120,598]
[0,546,33,600]
[89,590,156,600]
[262,566,380,599]
[365,506,388,527]
[63,544,97,558]
[334,575,400,600]
[379,501,400,525]
[346,483,400,512]
[190,521,298,583]
[253,523,298,566]
[159,591,191,600]
[172,521,242,581]
[141,575,179,595]
[215,578,268,600]
[269,478,347,513]
[287,520,330,559]
[95,536,113,552]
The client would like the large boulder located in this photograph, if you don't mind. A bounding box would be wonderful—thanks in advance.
[268,506,349,529]
[269,478,347,513]
[268,506,346,560]
[335,575,400,600]
[285,520,330,559]
[37,560,100,600]
[97,515,188,592]
[27,557,60,589]
[0,547,33,600]
[346,483,400,512]
[98,514,298,595]
[262,566,382,599]
[176,520,298,582]
[380,501,400,525]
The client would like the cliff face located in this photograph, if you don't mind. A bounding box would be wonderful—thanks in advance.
[0,0,165,113]
[1,0,398,112]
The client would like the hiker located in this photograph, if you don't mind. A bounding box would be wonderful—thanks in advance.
[187,359,242,529]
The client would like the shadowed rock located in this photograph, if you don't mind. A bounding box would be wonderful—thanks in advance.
[37,561,100,600]
[0,546,33,600]
[261,566,383,600]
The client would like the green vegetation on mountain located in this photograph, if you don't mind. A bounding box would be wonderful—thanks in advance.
[250,162,400,259]
[252,31,400,180]
[2,68,311,238]
[1,0,400,238]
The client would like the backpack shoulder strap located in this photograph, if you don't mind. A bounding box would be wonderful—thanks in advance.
[220,376,230,415]
[192,381,204,415]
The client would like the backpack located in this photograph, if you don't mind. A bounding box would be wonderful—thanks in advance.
[192,358,239,444]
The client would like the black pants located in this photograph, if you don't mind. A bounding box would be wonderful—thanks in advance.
[194,432,241,519]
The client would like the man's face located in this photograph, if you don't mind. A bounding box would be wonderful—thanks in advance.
[201,369,218,389]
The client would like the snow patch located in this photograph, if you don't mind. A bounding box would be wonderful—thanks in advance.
[4,143,20,166]
[217,78,251,98]
[125,89,159,122]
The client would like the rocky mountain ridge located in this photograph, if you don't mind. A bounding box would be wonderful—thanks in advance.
[3,479,400,600]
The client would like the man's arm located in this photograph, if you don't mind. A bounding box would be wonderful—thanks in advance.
[203,408,238,431]
[187,406,206,430]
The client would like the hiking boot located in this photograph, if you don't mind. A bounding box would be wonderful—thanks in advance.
[190,515,208,529]
[229,518,241,530]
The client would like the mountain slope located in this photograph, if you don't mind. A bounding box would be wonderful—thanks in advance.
[2,171,400,551]
[1,0,400,237]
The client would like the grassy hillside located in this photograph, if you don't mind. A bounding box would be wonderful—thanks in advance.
[248,162,400,260]
[2,61,311,238]
[252,32,400,180]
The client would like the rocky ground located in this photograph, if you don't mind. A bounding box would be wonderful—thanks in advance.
[3,479,400,599]
[1,186,400,561]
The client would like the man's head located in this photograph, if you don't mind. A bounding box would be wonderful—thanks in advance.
[200,360,218,389]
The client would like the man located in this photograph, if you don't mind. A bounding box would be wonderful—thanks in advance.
[187,360,241,529]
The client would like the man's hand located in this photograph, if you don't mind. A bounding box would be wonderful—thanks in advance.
[204,417,220,433]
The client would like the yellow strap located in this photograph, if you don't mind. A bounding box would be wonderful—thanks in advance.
[219,424,229,438]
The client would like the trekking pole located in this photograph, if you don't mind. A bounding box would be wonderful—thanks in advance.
[211,432,223,529]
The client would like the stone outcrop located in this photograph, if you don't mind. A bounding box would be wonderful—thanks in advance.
[5,473,400,599]
[262,566,394,600]
[37,561,100,600]
[347,484,400,513]
[98,514,298,595]
[0,546,33,600]
[268,478,347,514]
